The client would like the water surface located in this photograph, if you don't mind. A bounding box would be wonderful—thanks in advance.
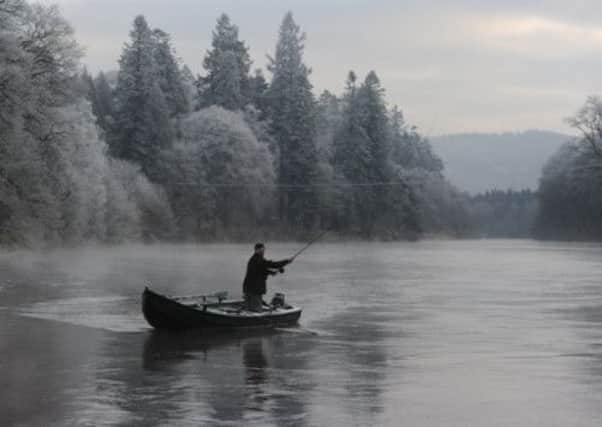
[1,240,602,426]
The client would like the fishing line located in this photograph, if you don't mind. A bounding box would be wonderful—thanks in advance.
[171,182,411,188]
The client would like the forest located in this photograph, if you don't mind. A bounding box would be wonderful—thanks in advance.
[0,0,600,246]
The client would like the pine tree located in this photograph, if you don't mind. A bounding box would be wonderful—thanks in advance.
[93,71,115,134]
[335,72,366,179]
[113,15,170,180]
[357,71,391,181]
[82,68,100,121]
[315,90,342,226]
[180,65,197,111]
[152,29,189,116]
[266,12,319,229]
[334,71,371,233]
[316,90,341,159]
[334,71,393,236]
[248,68,269,117]
[198,14,251,110]
[82,70,114,135]
[390,105,442,172]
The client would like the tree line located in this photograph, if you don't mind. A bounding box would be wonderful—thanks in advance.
[467,189,538,238]
[4,0,596,246]
[0,0,471,246]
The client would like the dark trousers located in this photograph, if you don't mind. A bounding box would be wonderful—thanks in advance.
[245,294,263,312]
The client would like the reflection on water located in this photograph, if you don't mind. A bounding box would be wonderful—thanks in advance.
[243,337,270,411]
[138,330,313,426]
[1,240,602,426]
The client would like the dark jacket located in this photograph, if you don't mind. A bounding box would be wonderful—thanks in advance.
[242,253,290,296]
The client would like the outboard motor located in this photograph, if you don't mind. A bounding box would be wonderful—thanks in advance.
[271,293,286,308]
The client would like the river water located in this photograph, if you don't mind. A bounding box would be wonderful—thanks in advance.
[1,240,602,426]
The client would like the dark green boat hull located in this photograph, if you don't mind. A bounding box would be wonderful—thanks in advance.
[142,287,302,330]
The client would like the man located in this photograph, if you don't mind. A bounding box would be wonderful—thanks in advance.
[243,243,293,312]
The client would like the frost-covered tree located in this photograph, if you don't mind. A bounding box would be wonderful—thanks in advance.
[266,12,319,228]
[40,101,173,243]
[243,104,276,155]
[566,96,602,159]
[0,3,173,246]
[390,106,443,173]
[248,68,269,117]
[81,70,115,136]
[93,71,115,133]
[0,0,82,244]
[161,107,276,239]
[535,98,602,240]
[0,1,27,130]
[316,90,341,162]
[82,68,99,112]
[198,14,251,110]
[112,15,170,179]
[180,64,197,113]
[330,70,459,238]
[333,71,393,236]
[357,71,392,180]
[314,90,342,223]
[152,29,189,116]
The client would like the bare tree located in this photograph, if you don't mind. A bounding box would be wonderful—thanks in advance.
[567,96,602,158]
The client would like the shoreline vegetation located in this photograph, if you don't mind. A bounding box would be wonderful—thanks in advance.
[1,1,601,248]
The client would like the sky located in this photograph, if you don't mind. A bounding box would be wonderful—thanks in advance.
[38,0,602,135]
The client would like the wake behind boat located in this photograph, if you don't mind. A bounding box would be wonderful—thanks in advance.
[142,287,302,330]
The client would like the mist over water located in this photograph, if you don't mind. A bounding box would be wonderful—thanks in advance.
[2,240,602,426]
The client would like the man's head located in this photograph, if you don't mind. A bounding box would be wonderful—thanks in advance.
[254,242,265,256]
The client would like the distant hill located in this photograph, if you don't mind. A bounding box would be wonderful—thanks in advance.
[429,130,572,194]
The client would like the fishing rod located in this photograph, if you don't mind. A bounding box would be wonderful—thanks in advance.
[290,228,331,260]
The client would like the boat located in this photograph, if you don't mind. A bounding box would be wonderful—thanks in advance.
[142,287,302,330]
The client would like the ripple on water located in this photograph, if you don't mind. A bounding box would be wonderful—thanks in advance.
[17,295,150,333]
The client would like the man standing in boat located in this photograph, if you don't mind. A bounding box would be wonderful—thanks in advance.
[243,243,293,311]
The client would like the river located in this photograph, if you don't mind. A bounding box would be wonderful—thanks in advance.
[1,240,602,426]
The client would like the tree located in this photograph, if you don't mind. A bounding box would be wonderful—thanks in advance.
[316,90,341,163]
[266,12,319,229]
[248,68,269,117]
[152,29,189,116]
[534,97,602,241]
[567,96,602,158]
[390,105,443,173]
[81,70,114,136]
[357,71,392,182]
[40,101,173,243]
[112,15,170,179]
[0,1,82,244]
[198,14,251,110]
[333,71,393,236]
[468,189,536,238]
[0,4,173,246]
[315,90,342,225]
[161,107,275,239]
[93,71,115,134]
[180,64,197,112]
[333,71,369,232]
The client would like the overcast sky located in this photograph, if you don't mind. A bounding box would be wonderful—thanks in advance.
[39,0,602,135]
